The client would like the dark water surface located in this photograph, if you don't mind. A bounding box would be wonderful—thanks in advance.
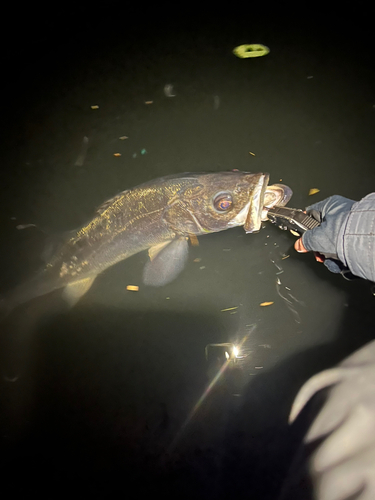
[1,9,375,499]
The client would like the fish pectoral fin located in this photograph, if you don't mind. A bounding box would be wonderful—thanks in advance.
[62,277,96,306]
[148,240,173,261]
[143,237,189,287]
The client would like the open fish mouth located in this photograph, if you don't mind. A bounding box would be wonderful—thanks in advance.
[244,178,293,233]
[262,183,293,219]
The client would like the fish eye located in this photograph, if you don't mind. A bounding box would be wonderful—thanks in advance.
[213,192,233,212]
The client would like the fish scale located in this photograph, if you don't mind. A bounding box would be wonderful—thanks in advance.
[0,171,292,318]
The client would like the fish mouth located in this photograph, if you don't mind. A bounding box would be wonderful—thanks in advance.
[261,183,293,219]
[244,178,293,233]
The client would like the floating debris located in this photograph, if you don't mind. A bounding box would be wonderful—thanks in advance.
[16,224,36,230]
[132,153,137,158]
[164,84,176,97]
[189,235,199,246]
[74,136,89,167]
[255,366,264,369]
[270,259,283,272]
[113,153,122,157]
[309,188,320,196]
[193,258,201,263]
[221,306,238,312]
[199,266,206,270]
[145,100,153,105]
[259,344,271,349]
[119,136,128,140]
[281,254,290,260]
[260,302,274,307]
[290,230,300,237]
[140,149,147,155]
[166,297,170,300]
[233,44,270,58]
[307,75,314,79]
[126,285,139,291]
[222,248,231,252]
[249,151,256,156]
[90,105,99,109]
[213,95,220,110]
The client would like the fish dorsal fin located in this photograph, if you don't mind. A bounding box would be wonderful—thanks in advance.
[143,237,189,287]
[96,190,129,215]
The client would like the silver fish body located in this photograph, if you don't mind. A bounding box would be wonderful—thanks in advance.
[1,171,292,315]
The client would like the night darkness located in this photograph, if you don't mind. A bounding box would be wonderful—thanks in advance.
[1,5,375,499]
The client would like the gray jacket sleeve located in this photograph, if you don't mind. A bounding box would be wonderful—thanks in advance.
[337,193,375,282]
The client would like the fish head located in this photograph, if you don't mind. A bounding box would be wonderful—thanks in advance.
[164,171,292,235]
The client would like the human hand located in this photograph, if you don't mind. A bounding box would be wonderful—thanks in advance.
[294,196,355,273]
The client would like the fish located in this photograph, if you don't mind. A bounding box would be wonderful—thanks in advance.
[0,171,292,317]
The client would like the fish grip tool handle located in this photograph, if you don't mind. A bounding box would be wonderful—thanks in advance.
[266,206,320,235]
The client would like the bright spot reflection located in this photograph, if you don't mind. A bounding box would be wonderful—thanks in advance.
[167,325,257,453]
